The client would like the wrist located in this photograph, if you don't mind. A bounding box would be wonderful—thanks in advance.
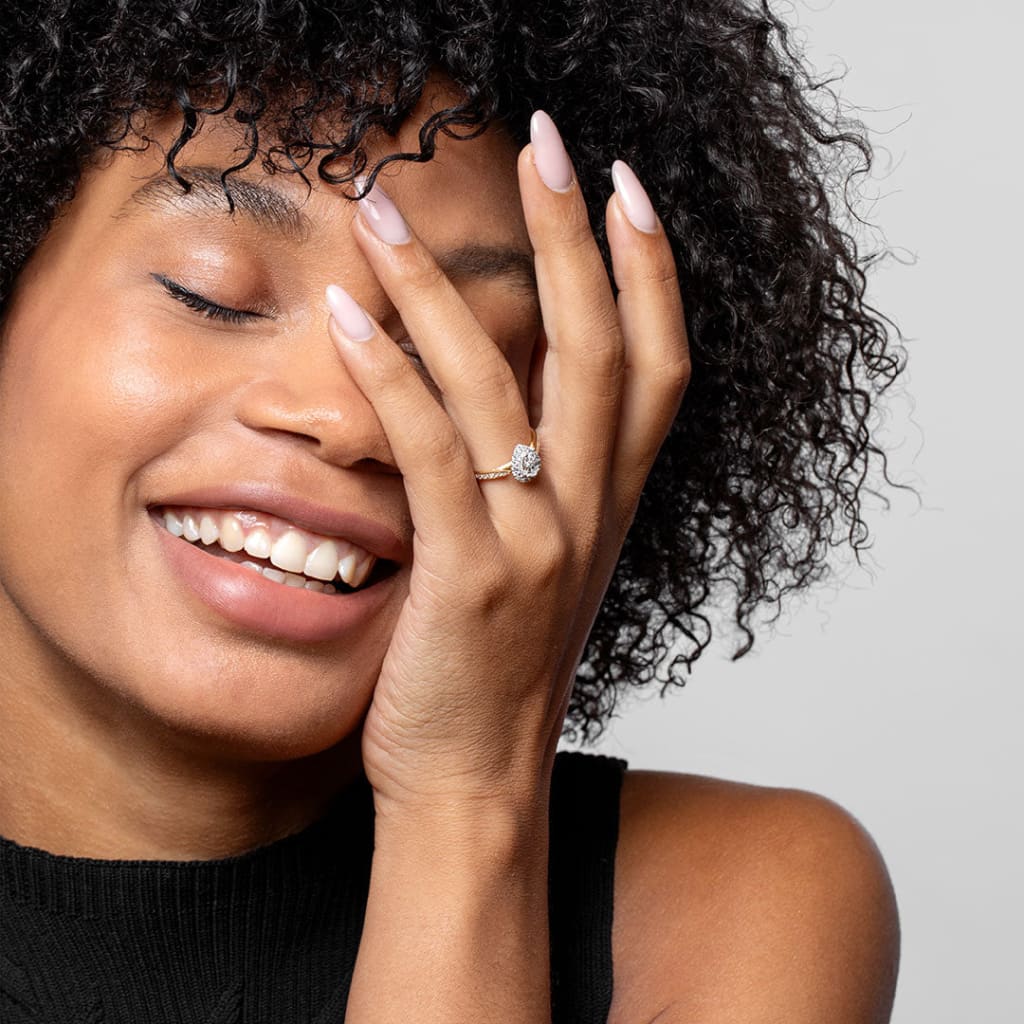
[349,792,553,1024]
[371,788,551,869]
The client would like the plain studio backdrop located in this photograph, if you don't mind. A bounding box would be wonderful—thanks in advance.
[562,2,1023,1022]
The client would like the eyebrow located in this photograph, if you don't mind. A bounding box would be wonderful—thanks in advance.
[118,165,537,294]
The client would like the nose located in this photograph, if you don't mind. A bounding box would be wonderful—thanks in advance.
[232,306,398,473]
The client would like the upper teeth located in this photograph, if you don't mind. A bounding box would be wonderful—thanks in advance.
[160,506,378,588]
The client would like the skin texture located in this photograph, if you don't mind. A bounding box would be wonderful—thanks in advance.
[0,78,899,1020]
[0,91,542,859]
[612,773,900,1023]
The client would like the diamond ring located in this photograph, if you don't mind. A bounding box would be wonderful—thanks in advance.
[473,429,542,483]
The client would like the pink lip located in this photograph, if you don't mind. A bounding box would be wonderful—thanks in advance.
[151,512,399,644]
[150,482,407,563]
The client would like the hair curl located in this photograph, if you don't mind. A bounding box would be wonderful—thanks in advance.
[0,0,904,742]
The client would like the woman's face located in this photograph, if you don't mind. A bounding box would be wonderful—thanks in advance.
[0,90,540,767]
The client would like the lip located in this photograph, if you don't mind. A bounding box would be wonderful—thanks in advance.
[149,482,407,563]
[151,511,399,643]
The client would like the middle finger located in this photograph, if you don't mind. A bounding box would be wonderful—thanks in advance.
[516,111,625,500]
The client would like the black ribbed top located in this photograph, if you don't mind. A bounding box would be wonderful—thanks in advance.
[0,750,627,1024]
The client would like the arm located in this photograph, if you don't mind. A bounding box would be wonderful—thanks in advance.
[326,108,687,1024]
[344,801,552,1022]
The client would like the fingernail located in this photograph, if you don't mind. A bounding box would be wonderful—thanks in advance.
[610,160,659,234]
[325,284,374,342]
[530,110,574,193]
[356,177,411,245]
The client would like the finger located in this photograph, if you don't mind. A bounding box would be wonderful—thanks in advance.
[324,283,487,550]
[605,160,691,527]
[516,111,625,497]
[348,178,534,482]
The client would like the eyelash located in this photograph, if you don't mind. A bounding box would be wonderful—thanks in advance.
[154,274,264,324]
[154,273,428,371]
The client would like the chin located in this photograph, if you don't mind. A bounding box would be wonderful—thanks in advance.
[70,630,378,764]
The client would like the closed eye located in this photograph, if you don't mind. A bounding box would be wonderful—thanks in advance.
[152,273,430,377]
[152,274,274,323]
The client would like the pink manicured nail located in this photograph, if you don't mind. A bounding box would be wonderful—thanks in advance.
[356,178,411,245]
[611,160,659,235]
[325,284,374,342]
[530,110,573,193]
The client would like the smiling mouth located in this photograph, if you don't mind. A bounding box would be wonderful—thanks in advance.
[152,506,400,595]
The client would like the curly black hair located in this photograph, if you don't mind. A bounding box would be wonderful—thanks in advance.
[0,0,904,742]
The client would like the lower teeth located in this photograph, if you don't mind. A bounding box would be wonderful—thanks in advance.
[238,560,337,593]
[191,540,342,593]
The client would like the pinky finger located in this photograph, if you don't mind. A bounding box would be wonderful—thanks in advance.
[605,161,691,510]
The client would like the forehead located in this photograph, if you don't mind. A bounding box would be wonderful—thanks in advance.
[96,95,529,254]
[70,97,536,301]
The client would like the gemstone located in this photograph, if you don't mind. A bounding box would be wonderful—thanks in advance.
[511,444,541,482]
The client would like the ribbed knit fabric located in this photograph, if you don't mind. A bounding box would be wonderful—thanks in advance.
[0,749,627,1024]
[547,751,626,1024]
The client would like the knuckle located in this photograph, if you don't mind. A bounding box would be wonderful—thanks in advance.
[452,346,517,398]
[502,520,572,592]
[532,529,573,584]
[538,201,598,254]
[572,293,621,334]
[400,409,464,471]
[659,354,692,395]
[589,331,626,379]
[431,430,468,473]
[575,303,622,344]
[402,247,449,293]
[574,322,625,392]
[637,256,681,289]
[472,558,515,608]
[364,345,419,391]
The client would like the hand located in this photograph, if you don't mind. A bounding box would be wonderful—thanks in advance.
[326,111,690,823]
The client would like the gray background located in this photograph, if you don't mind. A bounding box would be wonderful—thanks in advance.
[563,2,1022,1021]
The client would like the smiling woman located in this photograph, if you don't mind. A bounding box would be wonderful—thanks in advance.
[0,2,899,1023]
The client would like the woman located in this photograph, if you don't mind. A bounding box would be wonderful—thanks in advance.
[0,2,901,1022]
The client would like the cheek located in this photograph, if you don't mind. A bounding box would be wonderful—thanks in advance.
[0,277,205,624]
[0,284,171,667]
[0,285,197,485]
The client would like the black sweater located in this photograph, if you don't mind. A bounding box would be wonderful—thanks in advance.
[0,750,626,1024]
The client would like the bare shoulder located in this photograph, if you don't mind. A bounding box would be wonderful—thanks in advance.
[608,769,900,1024]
